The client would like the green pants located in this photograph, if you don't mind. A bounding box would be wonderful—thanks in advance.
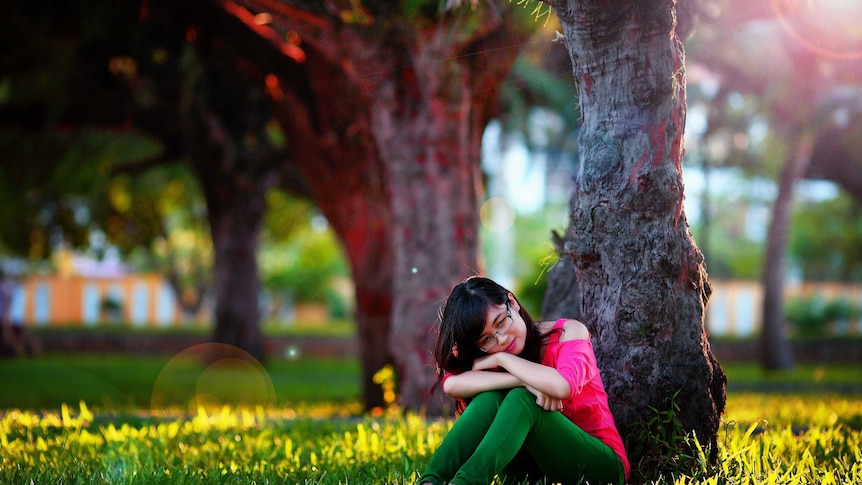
[418,388,624,485]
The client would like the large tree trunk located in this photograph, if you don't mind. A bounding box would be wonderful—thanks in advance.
[545,0,726,476]
[274,73,395,408]
[258,27,397,410]
[381,19,527,414]
[761,136,812,370]
[541,227,582,321]
[378,34,483,414]
[238,0,526,412]
[293,165,394,411]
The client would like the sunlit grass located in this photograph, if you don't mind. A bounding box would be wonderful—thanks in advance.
[1,394,860,484]
[724,392,862,428]
[0,402,449,484]
[712,394,862,485]
[2,354,861,483]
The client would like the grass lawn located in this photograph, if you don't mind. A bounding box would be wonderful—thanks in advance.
[0,353,361,411]
[2,353,859,410]
[721,360,862,392]
[32,319,359,339]
[1,353,860,483]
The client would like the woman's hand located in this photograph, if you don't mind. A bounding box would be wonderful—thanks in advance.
[471,354,502,371]
[469,353,566,410]
[473,352,571,401]
[526,385,565,412]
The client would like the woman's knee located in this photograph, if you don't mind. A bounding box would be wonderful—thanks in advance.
[466,388,533,414]
[500,387,539,412]
[470,389,508,408]
[505,387,535,402]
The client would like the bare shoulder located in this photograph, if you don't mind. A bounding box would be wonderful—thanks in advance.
[559,319,590,342]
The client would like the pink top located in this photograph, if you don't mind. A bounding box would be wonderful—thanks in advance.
[543,318,631,480]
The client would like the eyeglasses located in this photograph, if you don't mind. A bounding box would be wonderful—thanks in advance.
[478,302,513,352]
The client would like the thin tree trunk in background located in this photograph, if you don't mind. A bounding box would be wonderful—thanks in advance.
[761,136,812,370]
[700,152,712,333]
[544,0,727,475]
[176,17,283,363]
[204,169,272,363]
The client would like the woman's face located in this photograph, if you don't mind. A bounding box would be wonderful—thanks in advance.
[474,294,525,355]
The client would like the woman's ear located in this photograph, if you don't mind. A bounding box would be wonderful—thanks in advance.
[451,343,459,358]
[508,293,520,312]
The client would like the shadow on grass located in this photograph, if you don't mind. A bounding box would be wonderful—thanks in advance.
[1,353,361,411]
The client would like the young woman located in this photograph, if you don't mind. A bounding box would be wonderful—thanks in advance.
[418,276,630,485]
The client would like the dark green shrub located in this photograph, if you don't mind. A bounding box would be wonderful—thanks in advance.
[823,297,859,322]
[784,295,828,337]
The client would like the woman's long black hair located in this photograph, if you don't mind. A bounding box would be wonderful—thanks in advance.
[433,276,546,380]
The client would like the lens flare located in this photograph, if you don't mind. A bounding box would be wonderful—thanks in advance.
[150,343,276,415]
[771,0,862,59]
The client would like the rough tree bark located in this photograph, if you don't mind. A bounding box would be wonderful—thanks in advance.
[543,0,727,475]
[541,227,582,321]
[234,0,528,412]
[378,27,503,412]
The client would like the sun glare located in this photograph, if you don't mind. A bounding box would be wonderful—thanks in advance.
[771,0,862,59]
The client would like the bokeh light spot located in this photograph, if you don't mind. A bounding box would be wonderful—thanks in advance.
[480,197,516,233]
[151,343,276,415]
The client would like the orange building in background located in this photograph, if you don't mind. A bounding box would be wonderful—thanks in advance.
[16,273,203,328]
[8,268,862,336]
